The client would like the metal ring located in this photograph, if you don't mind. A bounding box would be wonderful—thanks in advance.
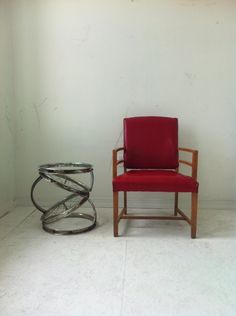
[42,198,97,235]
[31,176,47,213]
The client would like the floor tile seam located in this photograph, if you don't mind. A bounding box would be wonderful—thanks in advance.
[1,209,37,241]
[120,239,128,316]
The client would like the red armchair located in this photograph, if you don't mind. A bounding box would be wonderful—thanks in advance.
[112,116,199,238]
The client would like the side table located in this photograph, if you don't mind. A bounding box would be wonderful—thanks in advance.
[31,163,97,235]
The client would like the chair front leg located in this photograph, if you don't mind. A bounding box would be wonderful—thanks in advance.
[124,191,127,215]
[113,192,119,237]
[174,192,178,216]
[191,192,198,238]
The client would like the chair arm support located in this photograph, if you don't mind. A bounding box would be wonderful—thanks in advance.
[178,148,198,180]
[112,147,125,178]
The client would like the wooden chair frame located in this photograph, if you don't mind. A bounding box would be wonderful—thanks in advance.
[112,147,198,238]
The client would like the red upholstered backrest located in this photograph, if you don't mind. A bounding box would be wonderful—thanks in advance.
[124,116,179,169]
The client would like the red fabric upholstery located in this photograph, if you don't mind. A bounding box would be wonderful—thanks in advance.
[124,117,178,169]
[113,170,198,193]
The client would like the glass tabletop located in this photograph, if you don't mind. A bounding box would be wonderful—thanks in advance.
[39,162,93,174]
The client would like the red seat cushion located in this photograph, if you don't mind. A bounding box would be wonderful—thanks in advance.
[113,170,198,193]
[124,117,179,169]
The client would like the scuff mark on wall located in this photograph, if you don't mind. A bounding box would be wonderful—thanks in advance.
[33,103,40,129]
[154,103,164,112]
[4,102,13,136]
[33,97,48,129]
[0,210,10,219]
[184,72,196,86]
[73,25,91,46]
[37,97,48,108]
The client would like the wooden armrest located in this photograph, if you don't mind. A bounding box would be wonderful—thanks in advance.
[179,147,196,153]
[113,147,124,153]
[178,147,198,180]
[112,147,125,178]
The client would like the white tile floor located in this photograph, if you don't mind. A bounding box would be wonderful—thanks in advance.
[0,207,236,316]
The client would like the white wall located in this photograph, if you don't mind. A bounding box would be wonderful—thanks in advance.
[10,0,236,208]
[0,0,15,214]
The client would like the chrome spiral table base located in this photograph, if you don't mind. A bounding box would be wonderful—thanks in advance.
[31,163,97,235]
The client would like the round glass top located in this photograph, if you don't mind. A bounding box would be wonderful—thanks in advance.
[39,163,93,174]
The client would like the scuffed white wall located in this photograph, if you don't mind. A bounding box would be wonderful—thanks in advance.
[0,0,15,214]
[10,0,236,208]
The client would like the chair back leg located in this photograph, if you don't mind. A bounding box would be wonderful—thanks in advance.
[191,192,198,238]
[113,192,119,237]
